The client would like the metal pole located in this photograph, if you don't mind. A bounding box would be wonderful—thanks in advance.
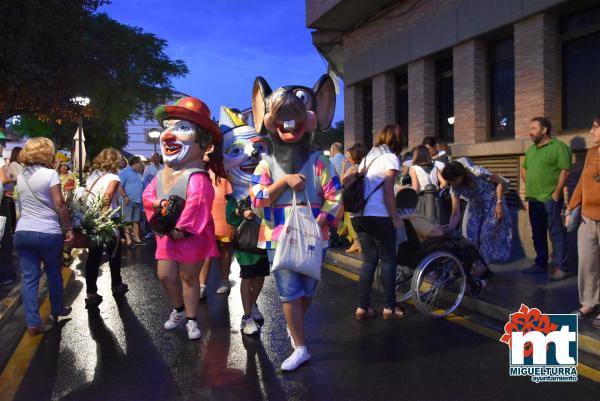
[153,138,157,153]
[78,116,83,182]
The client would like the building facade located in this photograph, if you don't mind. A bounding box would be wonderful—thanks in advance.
[308,0,600,259]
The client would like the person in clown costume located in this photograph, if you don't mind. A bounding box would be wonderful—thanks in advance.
[142,96,223,340]
[218,106,270,335]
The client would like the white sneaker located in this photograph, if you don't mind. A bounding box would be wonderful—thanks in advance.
[164,309,185,330]
[251,304,264,324]
[241,316,260,335]
[281,346,310,371]
[186,320,202,340]
[216,280,231,294]
[199,285,207,300]
[286,325,296,349]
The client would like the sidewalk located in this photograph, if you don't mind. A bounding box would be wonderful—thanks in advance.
[325,246,600,360]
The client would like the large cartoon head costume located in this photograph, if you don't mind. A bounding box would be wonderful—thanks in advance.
[251,74,336,173]
[218,106,268,199]
[155,96,221,170]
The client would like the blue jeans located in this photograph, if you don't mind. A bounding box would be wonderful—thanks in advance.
[528,199,568,270]
[267,249,324,302]
[353,216,397,310]
[14,231,64,327]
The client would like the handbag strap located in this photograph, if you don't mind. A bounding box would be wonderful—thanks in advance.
[86,172,108,195]
[22,175,58,216]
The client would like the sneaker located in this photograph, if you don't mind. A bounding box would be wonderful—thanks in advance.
[85,295,103,309]
[112,283,129,296]
[164,309,185,330]
[216,280,231,294]
[186,320,202,340]
[199,285,207,300]
[251,304,264,325]
[241,316,260,335]
[52,306,72,322]
[549,268,569,281]
[281,346,310,371]
[522,264,547,274]
[286,325,296,349]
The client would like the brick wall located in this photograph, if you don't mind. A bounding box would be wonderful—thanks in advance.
[344,84,364,147]
[408,59,435,148]
[514,13,559,138]
[372,72,396,139]
[453,40,488,144]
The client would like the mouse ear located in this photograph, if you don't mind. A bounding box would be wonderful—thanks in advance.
[313,74,336,130]
[252,77,272,134]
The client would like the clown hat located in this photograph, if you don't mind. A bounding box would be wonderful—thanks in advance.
[155,96,222,144]
[218,106,256,137]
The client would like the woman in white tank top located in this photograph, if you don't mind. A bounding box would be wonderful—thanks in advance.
[409,145,446,192]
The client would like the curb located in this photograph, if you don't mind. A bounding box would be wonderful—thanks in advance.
[324,249,600,359]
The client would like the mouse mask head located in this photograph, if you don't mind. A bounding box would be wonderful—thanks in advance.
[218,106,269,198]
[155,96,222,168]
[251,75,336,145]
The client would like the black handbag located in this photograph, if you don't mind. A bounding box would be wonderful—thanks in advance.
[233,215,263,254]
[149,195,186,236]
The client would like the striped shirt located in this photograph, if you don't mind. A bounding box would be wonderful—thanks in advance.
[250,153,342,249]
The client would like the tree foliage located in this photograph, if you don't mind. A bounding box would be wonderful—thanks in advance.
[0,0,188,156]
[313,120,344,151]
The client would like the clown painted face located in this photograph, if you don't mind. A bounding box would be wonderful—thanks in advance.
[160,119,204,167]
[223,126,268,198]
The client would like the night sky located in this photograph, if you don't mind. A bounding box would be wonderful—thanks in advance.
[100,0,345,123]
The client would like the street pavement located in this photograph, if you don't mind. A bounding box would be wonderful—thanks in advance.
[4,242,600,401]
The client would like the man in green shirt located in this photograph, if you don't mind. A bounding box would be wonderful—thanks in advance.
[521,117,572,280]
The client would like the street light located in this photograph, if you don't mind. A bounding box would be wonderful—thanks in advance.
[70,96,90,182]
[148,128,161,153]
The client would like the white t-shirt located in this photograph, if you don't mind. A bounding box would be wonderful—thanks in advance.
[16,167,62,234]
[86,172,120,210]
[358,146,400,217]
[411,164,441,190]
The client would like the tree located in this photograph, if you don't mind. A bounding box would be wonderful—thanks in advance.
[0,1,188,156]
[312,120,344,151]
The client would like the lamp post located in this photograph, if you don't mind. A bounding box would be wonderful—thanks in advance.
[148,128,161,153]
[70,96,90,182]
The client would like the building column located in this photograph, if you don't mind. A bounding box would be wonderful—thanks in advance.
[408,58,435,148]
[514,13,559,139]
[453,40,488,144]
[344,84,364,147]
[372,72,396,136]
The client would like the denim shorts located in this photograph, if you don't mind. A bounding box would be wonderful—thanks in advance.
[122,202,141,223]
[267,249,326,302]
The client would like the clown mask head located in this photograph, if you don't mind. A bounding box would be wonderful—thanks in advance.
[219,107,268,198]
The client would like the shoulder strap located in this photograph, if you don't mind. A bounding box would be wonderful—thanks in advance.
[22,175,57,216]
[88,173,108,193]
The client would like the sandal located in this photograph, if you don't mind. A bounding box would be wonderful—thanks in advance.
[383,306,407,320]
[355,307,377,320]
[592,316,600,329]
[571,307,597,318]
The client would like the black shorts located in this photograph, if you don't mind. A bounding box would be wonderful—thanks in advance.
[240,257,270,279]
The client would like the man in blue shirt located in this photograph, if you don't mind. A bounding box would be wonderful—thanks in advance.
[119,156,144,247]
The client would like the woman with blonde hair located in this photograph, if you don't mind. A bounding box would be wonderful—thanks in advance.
[14,138,74,335]
[344,125,406,320]
[84,148,128,309]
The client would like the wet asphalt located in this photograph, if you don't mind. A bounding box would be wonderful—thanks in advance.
[10,242,600,401]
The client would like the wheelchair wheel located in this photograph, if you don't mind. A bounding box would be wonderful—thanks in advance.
[411,251,466,318]
[374,262,413,302]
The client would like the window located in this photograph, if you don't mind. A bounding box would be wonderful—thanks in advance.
[489,38,515,138]
[395,71,409,147]
[436,57,454,143]
[561,7,600,130]
[363,83,373,145]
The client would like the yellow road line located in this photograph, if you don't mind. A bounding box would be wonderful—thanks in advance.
[326,262,600,384]
[0,267,73,401]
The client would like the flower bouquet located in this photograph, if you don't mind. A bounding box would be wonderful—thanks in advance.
[67,187,123,249]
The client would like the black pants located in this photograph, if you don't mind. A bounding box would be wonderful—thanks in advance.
[353,216,397,310]
[0,197,16,280]
[85,236,123,294]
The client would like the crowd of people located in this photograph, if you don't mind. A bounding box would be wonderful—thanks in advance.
[0,103,599,371]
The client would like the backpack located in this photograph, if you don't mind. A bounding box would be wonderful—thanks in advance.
[342,154,384,214]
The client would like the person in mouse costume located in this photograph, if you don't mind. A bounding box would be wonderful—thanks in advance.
[142,96,222,340]
[249,75,341,370]
[217,106,271,335]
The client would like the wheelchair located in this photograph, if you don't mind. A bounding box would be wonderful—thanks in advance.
[376,218,490,318]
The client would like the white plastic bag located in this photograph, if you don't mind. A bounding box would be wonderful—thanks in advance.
[0,215,6,245]
[272,191,323,280]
